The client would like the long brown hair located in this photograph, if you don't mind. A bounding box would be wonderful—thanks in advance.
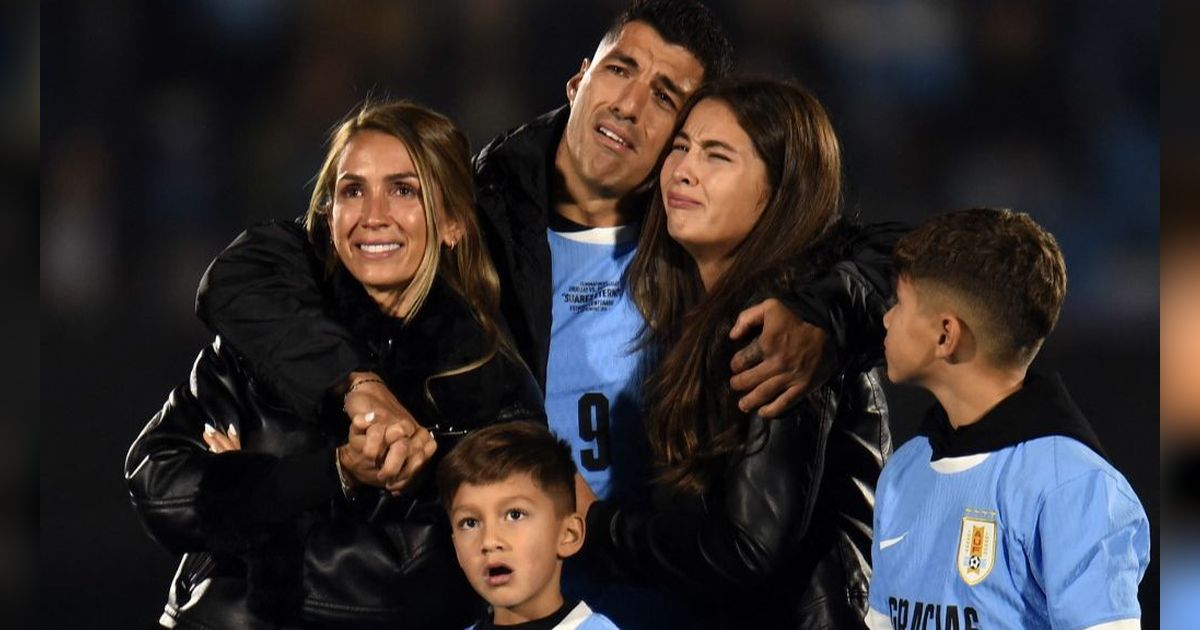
[628,79,844,493]
[305,99,511,395]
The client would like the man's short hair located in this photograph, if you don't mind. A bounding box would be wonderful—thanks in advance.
[894,208,1067,368]
[437,421,577,516]
[602,0,734,81]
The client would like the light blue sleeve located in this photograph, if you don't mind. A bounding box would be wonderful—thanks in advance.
[867,455,899,616]
[578,612,622,630]
[1031,469,1150,629]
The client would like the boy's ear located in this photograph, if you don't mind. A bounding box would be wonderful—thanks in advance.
[935,314,971,363]
[557,512,586,559]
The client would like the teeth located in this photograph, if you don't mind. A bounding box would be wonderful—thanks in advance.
[359,243,400,253]
[599,127,627,147]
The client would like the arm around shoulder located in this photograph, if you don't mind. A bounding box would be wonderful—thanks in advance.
[195,219,372,417]
[781,220,908,371]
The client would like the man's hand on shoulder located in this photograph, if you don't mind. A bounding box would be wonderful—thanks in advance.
[728,298,835,418]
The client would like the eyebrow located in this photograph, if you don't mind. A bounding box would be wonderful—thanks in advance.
[610,51,686,99]
[676,130,738,154]
[337,171,419,182]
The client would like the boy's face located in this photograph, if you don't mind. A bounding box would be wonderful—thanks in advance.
[882,276,942,385]
[449,474,584,625]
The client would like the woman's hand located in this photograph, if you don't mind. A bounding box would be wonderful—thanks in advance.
[341,410,438,495]
[202,423,242,453]
[343,371,420,438]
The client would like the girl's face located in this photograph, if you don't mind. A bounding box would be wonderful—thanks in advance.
[659,98,770,275]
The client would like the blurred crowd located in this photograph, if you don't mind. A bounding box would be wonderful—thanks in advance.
[42,0,1158,331]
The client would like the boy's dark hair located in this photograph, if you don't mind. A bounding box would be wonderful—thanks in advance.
[437,421,577,516]
[894,208,1067,368]
[602,0,734,81]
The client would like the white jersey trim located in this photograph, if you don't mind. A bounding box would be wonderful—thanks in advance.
[556,601,596,630]
[551,224,640,245]
[929,452,991,473]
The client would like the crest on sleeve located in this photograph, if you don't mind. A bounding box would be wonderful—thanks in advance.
[957,509,997,586]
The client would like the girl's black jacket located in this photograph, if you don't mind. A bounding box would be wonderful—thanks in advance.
[125,267,544,629]
[580,225,895,629]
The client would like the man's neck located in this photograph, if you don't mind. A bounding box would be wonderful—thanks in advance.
[926,365,1027,430]
[551,138,637,228]
[553,196,628,227]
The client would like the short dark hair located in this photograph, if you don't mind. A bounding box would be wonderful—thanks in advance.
[437,422,577,516]
[602,0,734,81]
[894,208,1067,367]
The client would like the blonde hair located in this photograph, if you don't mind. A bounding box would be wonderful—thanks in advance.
[305,99,512,399]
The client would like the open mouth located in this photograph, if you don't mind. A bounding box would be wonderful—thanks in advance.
[485,564,514,586]
[596,124,633,151]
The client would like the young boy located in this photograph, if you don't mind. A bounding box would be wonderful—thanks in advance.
[438,422,620,630]
[866,208,1150,629]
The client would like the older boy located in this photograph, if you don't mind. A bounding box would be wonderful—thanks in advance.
[439,422,619,630]
[866,208,1150,629]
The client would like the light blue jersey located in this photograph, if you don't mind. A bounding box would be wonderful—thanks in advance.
[866,435,1150,630]
[545,225,649,502]
[545,225,690,629]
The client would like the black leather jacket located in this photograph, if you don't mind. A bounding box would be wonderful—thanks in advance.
[582,369,891,629]
[126,268,544,628]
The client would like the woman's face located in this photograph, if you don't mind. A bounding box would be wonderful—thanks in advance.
[330,130,443,310]
[660,98,770,272]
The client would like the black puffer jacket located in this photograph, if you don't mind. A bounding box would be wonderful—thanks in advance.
[125,267,544,629]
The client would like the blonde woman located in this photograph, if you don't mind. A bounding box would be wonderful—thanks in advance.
[126,100,543,628]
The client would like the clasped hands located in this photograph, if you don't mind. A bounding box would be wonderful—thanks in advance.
[338,372,437,495]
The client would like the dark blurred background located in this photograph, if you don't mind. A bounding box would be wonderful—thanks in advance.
[41,1,1159,626]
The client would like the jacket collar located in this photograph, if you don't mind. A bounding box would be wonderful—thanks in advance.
[328,265,488,370]
[918,371,1108,462]
[475,106,569,215]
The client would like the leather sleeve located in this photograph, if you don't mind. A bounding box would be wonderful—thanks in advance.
[583,389,837,593]
[195,220,372,417]
[781,221,908,372]
[124,338,341,556]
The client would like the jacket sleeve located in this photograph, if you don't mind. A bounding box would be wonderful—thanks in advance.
[582,391,836,593]
[780,221,908,372]
[124,337,342,557]
[195,219,372,417]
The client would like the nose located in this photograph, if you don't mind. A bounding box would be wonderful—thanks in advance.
[883,304,894,330]
[611,80,648,123]
[360,188,389,226]
[480,522,505,554]
[669,152,696,187]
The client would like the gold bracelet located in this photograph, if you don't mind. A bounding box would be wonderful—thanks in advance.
[343,376,384,411]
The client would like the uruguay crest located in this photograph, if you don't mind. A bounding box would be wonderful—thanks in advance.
[957,510,997,586]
